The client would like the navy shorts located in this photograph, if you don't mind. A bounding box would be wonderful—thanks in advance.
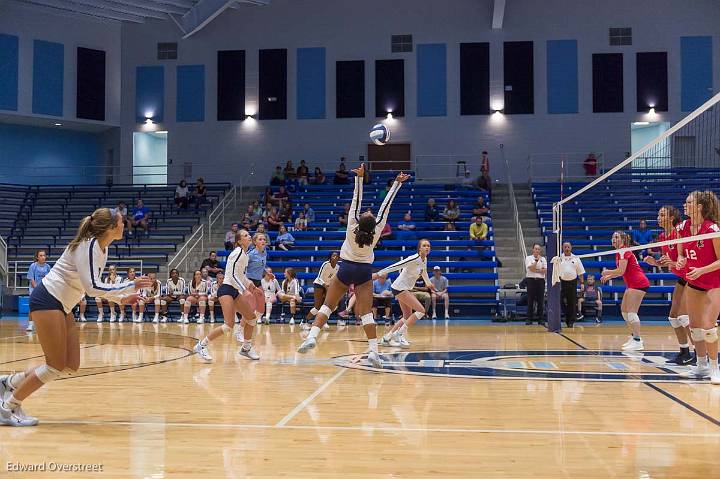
[391,287,407,297]
[217,284,240,299]
[676,278,687,287]
[335,260,373,286]
[312,283,326,293]
[29,282,66,314]
[251,279,262,288]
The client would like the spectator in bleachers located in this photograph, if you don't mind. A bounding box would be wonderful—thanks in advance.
[294,212,308,231]
[225,223,239,250]
[411,278,431,313]
[261,201,272,222]
[128,199,150,237]
[379,222,392,244]
[334,161,350,184]
[272,186,291,206]
[443,200,460,225]
[192,177,207,212]
[266,207,282,231]
[472,196,490,222]
[246,204,260,227]
[338,203,351,229]
[26,249,51,332]
[481,151,490,174]
[558,242,585,327]
[312,167,326,185]
[276,224,295,251]
[461,170,475,189]
[255,223,267,235]
[396,212,417,240]
[251,200,263,218]
[372,273,393,322]
[279,201,293,224]
[262,187,274,206]
[444,222,457,231]
[583,153,598,176]
[525,244,547,325]
[175,180,189,210]
[425,198,440,222]
[477,170,492,194]
[631,219,655,258]
[240,214,252,231]
[379,179,394,200]
[111,201,127,221]
[469,216,489,247]
[95,264,122,322]
[578,275,602,323]
[201,251,222,278]
[270,166,284,186]
[303,203,316,223]
[296,160,310,186]
[278,267,301,323]
[430,266,450,319]
[283,160,296,180]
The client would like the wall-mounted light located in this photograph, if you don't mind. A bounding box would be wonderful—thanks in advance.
[493,109,504,115]
[386,112,393,120]
[144,118,154,125]
[648,107,656,115]
[53,122,62,126]
[632,121,650,126]
[244,114,256,121]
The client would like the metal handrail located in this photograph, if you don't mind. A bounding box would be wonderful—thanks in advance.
[503,147,528,261]
[527,152,605,182]
[167,224,205,273]
[208,185,238,232]
[0,235,7,278]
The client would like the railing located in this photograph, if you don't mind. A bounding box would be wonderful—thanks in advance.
[0,236,7,285]
[527,152,605,183]
[414,154,483,183]
[7,259,145,292]
[0,164,170,186]
[167,224,205,273]
[208,185,238,232]
[503,147,528,261]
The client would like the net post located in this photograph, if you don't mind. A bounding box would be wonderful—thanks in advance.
[546,230,561,332]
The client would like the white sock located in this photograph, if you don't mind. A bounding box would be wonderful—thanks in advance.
[679,342,689,348]
[265,303,272,317]
[308,325,321,339]
[399,324,408,335]
[200,337,209,346]
[698,356,709,368]
[8,372,25,390]
[368,338,378,352]
[6,394,21,407]
[711,359,719,371]
[243,340,252,350]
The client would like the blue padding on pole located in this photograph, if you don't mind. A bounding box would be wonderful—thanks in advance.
[546,232,561,332]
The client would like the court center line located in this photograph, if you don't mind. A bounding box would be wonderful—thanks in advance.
[36,419,720,438]
[274,368,347,427]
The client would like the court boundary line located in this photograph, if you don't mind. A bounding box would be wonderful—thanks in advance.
[274,368,347,427]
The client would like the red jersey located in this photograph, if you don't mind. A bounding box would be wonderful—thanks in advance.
[616,250,650,290]
[659,228,687,280]
[679,219,720,290]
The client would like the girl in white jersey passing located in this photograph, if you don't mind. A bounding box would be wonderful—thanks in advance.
[0,208,150,426]
[193,230,259,362]
[377,239,435,348]
[298,164,410,368]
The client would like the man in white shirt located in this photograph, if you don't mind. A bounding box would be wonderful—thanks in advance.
[558,242,585,327]
[525,244,547,325]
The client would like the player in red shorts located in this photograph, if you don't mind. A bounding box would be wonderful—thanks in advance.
[677,191,720,383]
[601,231,650,351]
[643,206,694,365]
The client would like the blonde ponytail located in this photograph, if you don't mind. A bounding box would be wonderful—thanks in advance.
[68,208,118,251]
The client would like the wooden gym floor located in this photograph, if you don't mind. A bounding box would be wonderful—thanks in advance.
[1,317,719,478]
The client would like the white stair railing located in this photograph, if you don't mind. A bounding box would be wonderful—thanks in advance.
[167,224,205,273]
[208,185,238,232]
[503,148,528,262]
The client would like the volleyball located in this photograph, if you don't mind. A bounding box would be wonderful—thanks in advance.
[369,123,390,146]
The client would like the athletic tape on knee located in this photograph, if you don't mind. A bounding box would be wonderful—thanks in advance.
[668,316,682,329]
[319,305,333,318]
[221,323,232,333]
[690,328,705,342]
[360,313,375,326]
[179,299,185,306]
[413,311,425,321]
[678,315,690,328]
[35,365,61,384]
[154,299,161,306]
[160,300,167,306]
[199,300,206,306]
[627,313,640,325]
[310,308,319,316]
[703,327,719,343]
[208,300,214,307]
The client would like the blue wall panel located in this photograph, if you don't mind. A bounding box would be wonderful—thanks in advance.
[0,34,19,111]
[176,65,205,122]
[296,47,326,119]
[681,36,713,111]
[136,66,164,123]
[417,43,447,117]
[546,40,578,114]
[32,40,64,116]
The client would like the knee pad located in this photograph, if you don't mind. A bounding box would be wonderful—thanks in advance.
[678,315,690,328]
[160,300,167,306]
[208,300,214,307]
[703,327,718,343]
[199,300,206,306]
[290,299,296,307]
[413,311,425,321]
[626,313,640,325]
[360,313,375,326]
[310,308,319,316]
[690,327,705,342]
[668,316,682,329]
[319,304,333,318]
[179,299,185,306]
[221,323,232,333]
[35,364,61,384]
[154,299,161,306]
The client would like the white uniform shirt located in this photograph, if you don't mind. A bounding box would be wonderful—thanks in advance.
[378,253,431,292]
[340,176,401,264]
[261,277,281,295]
[525,255,547,279]
[281,278,301,296]
[314,261,339,286]
[209,280,220,297]
[188,279,209,295]
[222,246,251,291]
[42,238,136,314]
[558,253,585,281]
[141,280,162,299]
[95,274,123,301]
[166,277,186,296]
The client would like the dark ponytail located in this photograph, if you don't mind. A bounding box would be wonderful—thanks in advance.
[354,215,377,248]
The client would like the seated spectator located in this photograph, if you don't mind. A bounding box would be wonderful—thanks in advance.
[255,223,267,235]
[294,212,308,231]
[278,201,292,223]
[411,278,431,312]
[224,223,239,250]
[631,219,655,257]
[425,198,439,222]
[303,203,316,224]
[578,275,603,323]
[378,179,394,201]
[128,199,151,237]
[192,177,207,212]
[334,162,350,184]
[396,212,417,240]
[283,160,296,180]
[469,216,489,246]
[443,200,460,224]
[240,213,252,231]
[95,264,123,322]
[472,196,490,222]
[372,273,393,322]
[262,186,274,206]
[261,202,273,222]
[111,201,127,221]
[175,180,189,210]
[461,171,476,189]
[160,268,186,321]
[201,251,223,278]
[379,222,392,244]
[430,266,450,319]
[338,203,351,229]
[246,204,260,228]
[252,200,263,218]
[338,283,356,323]
[270,166,284,186]
[584,153,598,176]
[272,186,291,206]
[266,207,282,231]
[296,160,310,186]
[477,171,492,193]
[312,167,326,185]
[276,224,295,250]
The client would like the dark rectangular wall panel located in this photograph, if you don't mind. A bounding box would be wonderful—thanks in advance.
[258,48,287,120]
[375,59,404,117]
[592,53,624,113]
[336,60,365,118]
[636,52,668,112]
[681,36,713,111]
[76,47,106,121]
[33,40,64,116]
[0,34,19,111]
[503,41,534,114]
[459,42,490,115]
[217,50,245,121]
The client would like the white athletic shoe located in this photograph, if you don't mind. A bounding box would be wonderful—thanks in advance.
[367,351,383,368]
[432,312,437,319]
[380,335,391,346]
[152,315,159,324]
[96,316,103,323]
[193,341,213,363]
[118,314,125,323]
[79,315,87,322]
[388,334,401,347]
[289,317,295,325]
[337,319,346,327]
[297,336,317,353]
[620,337,635,349]
[680,365,711,379]
[0,375,11,401]
[160,316,168,323]
[711,369,720,385]
[444,313,450,319]
[323,323,330,330]
[135,315,143,323]
[623,339,644,351]
[263,316,270,325]
[109,314,116,323]
[209,316,215,324]
[397,334,411,349]
[25,322,34,332]
[182,315,189,324]
[0,400,38,427]
[197,317,204,324]
[239,345,260,360]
